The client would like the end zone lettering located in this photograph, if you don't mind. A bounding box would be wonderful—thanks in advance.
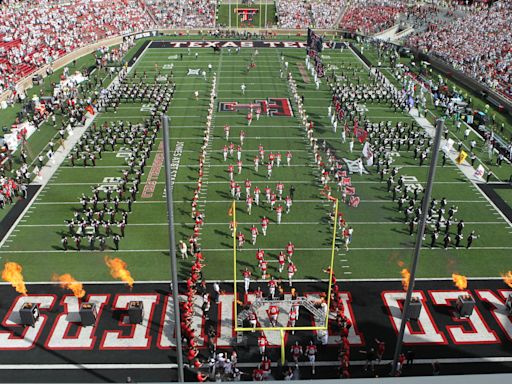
[1,282,512,368]
[149,41,336,49]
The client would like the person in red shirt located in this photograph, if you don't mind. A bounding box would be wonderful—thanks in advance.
[224,124,230,141]
[246,195,253,215]
[287,261,297,286]
[268,305,279,327]
[267,277,277,299]
[250,224,259,245]
[258,333,268,355]
[268,152,275,166]
[244,179,251,196]
[254,285,263,299]
[259,259,268,279]
[286,151,292,166]
[256,248,265,265]
[288,307,298,333]
[187,347,199,361]
[252,367,263,381]
[227,164,234,181]
[290,341,302,367]
[261,216,269,236]
[277,251,286,273]
[286,241,295,261]
[275,204,283,224]
[242,268,251,293]
[260,355,271,377]
[249,310,257,330]
[237,232,245,249]
[305,340,318,374]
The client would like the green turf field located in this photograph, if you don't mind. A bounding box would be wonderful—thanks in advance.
[217,3,277,28]
[1,41,511,283]
[495,188,512,207]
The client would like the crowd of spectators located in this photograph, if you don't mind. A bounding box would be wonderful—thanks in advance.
[310,0,344,29]
[276,0,312,29]
[144,0,216,29]
[339,0,405,34]
[0,0,152,95]
[277,0,345,29]
[407,1,512,99]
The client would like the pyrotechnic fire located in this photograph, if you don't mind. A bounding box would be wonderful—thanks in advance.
[501,271,512,288]
[1,262,28,295]
[401,268,411,291]
[104,256,134,288]
[452,273,468,290]
[52,273,86,298]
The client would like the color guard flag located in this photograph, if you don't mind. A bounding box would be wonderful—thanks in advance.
[345,186,356,195]
[362,142,373,166]
[349,195,360,207]
[456,150,468,164]
[474,164,485,178]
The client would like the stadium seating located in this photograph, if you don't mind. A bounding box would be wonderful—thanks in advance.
[0,0,152,94]
[310,0,345,29]
[0,0,509,101]
[144,0,216,29]
[407,1,512,99]
[339,0,405,34]
[276,0,313,29]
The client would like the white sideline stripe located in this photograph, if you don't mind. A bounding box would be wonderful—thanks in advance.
[3,246,512,254]
[1,356,512,370]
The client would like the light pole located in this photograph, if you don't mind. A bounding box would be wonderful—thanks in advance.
[162,115,184,382]
[391,118,444,376]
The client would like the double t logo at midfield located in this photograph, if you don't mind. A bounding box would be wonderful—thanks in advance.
[218,98,293,117]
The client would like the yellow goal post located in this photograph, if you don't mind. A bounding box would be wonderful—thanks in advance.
[230,198,339,333]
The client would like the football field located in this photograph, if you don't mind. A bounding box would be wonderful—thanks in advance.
[1,41,512,285]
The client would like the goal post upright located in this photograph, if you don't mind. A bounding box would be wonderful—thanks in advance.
[324,198,339,328]
[232,198,338,333]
